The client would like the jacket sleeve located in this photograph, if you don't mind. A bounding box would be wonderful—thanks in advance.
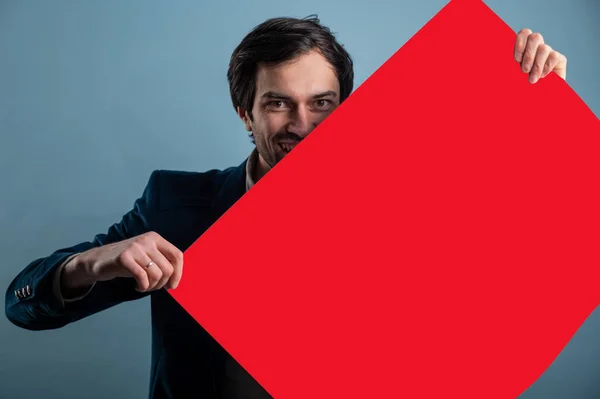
[5,170,162,331]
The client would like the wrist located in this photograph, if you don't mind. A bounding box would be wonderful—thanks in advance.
[61,254,96,292]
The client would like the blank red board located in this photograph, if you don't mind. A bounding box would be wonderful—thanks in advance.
[171,0,600,397]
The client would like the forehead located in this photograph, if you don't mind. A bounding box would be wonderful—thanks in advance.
[254,50,340,98]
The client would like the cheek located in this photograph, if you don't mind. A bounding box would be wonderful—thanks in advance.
[315,113,331,125]
[256,114,287,139]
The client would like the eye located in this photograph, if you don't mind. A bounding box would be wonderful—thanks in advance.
[314,99,332,109]
[268,100,286,108]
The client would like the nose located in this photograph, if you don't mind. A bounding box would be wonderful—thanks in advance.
[287,106,317,138]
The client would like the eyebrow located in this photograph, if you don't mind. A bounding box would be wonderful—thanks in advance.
[261,90,338,100]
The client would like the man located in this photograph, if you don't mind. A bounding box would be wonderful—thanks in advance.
[5,15,567,399]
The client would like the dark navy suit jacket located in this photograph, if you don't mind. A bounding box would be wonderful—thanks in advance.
[5,158,272,399]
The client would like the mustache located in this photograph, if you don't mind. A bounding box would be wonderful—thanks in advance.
[274,132,303,142]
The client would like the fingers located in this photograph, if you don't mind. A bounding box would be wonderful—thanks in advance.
[134,232,183,291]
[520,32,544,75]
[514,28,532,63]
[118,249,151,292]
[146,247,174,291]
[544,51,566,80]
[515,29,567,83]
[153,233,184,289]
[128,247,169,292]
[118,232,183,292]
[529,44,552,84]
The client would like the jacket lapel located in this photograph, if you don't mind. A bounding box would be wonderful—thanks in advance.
[210,158,248,222]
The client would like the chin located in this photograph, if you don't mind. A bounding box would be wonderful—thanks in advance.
[274,147,288,159]
[276,143,295,155]
[275,154,286,164]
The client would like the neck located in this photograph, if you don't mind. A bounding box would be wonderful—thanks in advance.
[255,153,272,183]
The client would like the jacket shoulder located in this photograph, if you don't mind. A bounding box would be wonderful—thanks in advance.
[147,167,237,212]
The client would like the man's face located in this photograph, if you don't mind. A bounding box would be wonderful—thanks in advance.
[239,50,341,170]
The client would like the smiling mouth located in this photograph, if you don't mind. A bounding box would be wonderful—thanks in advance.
[278,142,299,153]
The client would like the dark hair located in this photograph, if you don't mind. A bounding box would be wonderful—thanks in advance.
[227,15,354,137]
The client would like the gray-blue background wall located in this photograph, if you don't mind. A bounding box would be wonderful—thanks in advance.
[1,1,598,398]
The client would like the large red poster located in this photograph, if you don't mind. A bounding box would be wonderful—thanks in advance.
[171,0,600,397]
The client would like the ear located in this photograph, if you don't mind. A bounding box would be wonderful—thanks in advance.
[237,107,253,132]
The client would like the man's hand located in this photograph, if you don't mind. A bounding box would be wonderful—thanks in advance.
[514,28,567,84]
[62,231,184,294]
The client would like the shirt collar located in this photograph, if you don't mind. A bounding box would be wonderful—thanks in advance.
[245,147,259,192]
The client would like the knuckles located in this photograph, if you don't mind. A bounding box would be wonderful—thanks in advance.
[129,241,145,253]
[517,28,533,41]
[528,32,544,44]
[144,231,160,240]
[117,250,132,265]
[539,44,552,55]
[135,233,153,246]
[134,231,161,247]
[533,45,553,69]
[164,263,175,275]
[174,250,184,265]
